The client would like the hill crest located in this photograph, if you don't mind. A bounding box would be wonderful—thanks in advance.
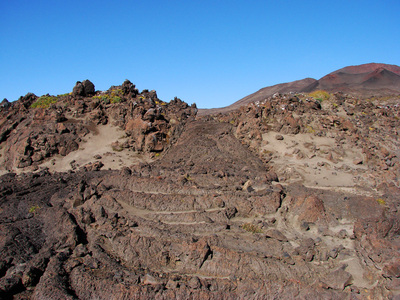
[198,62,400,116]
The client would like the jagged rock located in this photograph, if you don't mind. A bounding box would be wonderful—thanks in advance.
[188,276,201,289]
[142,274,162,285]
[292,195,326,224]
[380,147,390,158]
[81,161,104,171]
[382,262,400,278]
[72,81,85,97]
[72,79,95,97]
[321,266,353,290]
[265,171,279,182]
[242,180,254,192]
[265,229,288,242]
[122,79,138,96]
[1,98,10,109]
[82,79,95,96]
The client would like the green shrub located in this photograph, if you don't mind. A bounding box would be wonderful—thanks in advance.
[93,89,123,104]
[376,198,386,205]
[31,96,58,109]
[29,205,40,214]
[111,96,122,103]
[242,223,263,233]
[309,90,331,102]
[57,92,71,97]
[112,144,123,152]
[305,125,315,134]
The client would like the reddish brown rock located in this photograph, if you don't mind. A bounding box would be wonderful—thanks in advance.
[292,195,326,224]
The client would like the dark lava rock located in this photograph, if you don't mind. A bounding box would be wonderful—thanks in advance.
[82,79,95,96]
[72,79,95,97]
[72,81,85,97]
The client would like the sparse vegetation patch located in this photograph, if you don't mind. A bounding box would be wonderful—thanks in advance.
[29,205,40,214]
[242,223,263,234]
[93,88,123,104]
[31,95,59,109]
[309,90,331,102]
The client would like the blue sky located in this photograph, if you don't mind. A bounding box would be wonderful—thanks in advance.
[1,1,399,108]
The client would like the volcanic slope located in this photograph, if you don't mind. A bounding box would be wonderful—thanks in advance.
[1,118,399,299]
[1,75,400,299]
[199,62,400,115]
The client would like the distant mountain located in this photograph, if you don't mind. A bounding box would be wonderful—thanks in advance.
[231,78,317,110]
[198,63,400,115]
[316,63,400,94]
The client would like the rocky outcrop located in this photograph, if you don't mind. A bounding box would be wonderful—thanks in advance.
[0,76,399,299]
[212,92,400,190]
[0,99,10,109]
[0,80,196,172]
[1,117,399,299]
[72,80,95,97]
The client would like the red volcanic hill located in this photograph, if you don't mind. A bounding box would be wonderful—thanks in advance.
[316,63,400,93]
[199,63,400,115]
[330,63,400,75]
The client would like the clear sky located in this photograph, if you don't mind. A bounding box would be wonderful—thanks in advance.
[1,1,399,108]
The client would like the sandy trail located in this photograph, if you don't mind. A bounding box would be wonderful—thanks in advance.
[39,123,153,172]
[261,131,367,188]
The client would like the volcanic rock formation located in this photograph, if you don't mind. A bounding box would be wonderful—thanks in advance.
[0,68,399,299]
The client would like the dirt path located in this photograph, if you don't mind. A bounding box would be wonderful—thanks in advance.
[40,123,153,172]
[261,131,367,187]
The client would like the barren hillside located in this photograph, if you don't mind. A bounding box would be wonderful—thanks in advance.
[0,71,399,299]
[199,63,400,116]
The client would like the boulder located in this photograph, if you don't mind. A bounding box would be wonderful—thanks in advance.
[1,98,11,109]
[122,79,138,96]
[19,93,38,109]
[82,80,95,96]
[72,80,95,97]
[265,229,288,242]
[72,81,85,97]
[265,171,279,182]
[382,261,400,278]
[321,266,353,290]
[292,195,326,224]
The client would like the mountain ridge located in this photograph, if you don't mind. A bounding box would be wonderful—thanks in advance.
[198,62,400,116]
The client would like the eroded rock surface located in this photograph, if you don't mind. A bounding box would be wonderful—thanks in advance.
[0,81,196,174]
[0,83,399,299]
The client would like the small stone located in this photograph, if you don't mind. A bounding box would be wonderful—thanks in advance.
[242,180,254,192]
[380,147,390,157]
[265,229,288,242]
[326,152,334,162]
[166,279,178,289]
[382,262,400,278]
[142,274,161,285]
[73,244,88,257]
[300,221,310,231]
[188,276,201,289]
[337,229,347,239]
[275,134,284,140]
